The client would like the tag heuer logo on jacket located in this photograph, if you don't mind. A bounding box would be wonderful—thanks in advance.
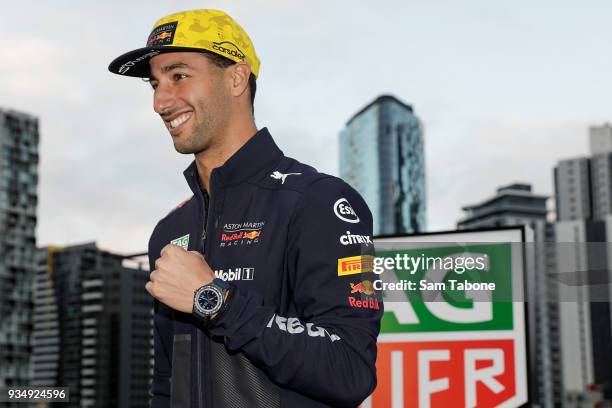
[170,233,189,250]
[147,128,382,407]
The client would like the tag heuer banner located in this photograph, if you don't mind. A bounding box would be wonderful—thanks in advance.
[363,227,529,408]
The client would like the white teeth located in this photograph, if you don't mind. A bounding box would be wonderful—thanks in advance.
[169,113,191,129]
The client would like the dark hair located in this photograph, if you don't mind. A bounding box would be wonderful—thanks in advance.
[200,50,257,115]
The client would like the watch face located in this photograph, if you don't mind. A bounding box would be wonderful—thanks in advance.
[195,285,223,316]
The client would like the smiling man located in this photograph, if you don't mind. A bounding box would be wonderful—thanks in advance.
[109,9,382,408]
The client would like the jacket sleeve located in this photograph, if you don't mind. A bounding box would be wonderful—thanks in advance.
[208,177,382,407]
[148,230,173,408]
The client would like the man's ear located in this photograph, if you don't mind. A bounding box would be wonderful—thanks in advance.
[229,62,251,97]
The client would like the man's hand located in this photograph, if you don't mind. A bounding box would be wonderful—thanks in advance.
[145,244,215,313]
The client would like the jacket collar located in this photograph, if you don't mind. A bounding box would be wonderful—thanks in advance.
[183,127,283,195]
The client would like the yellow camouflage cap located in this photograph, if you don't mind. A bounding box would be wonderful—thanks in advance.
[108,9,260,78]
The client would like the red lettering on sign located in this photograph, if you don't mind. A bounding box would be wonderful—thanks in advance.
[369,340,516,408]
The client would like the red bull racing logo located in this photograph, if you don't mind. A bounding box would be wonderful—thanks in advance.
[350,280,375,296]
[219,221,264,247]
[148,31,172,43]
[348,296,380,310]
[146,21,177,46]
[221,230,261,241]
[348,280,379,310]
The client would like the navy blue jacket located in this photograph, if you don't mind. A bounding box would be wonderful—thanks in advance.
[148,128,382,407]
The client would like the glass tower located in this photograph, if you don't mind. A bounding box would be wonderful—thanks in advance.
[339,95,426,235]
[0,108,39,389]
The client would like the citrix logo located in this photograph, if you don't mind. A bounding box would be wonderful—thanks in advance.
[340,231,372,246]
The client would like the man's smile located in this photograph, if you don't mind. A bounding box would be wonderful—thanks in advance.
[164,111,193,135]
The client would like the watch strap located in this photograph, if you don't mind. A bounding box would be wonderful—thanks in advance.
[206,284,233,327]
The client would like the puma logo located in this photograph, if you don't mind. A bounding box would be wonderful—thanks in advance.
[270,171,301,184]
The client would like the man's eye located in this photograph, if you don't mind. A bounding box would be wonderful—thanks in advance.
[143,78,157,90]
[144,79,158,90]
[174,73,188,81]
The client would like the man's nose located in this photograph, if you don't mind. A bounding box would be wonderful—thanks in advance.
[153,83,175,115]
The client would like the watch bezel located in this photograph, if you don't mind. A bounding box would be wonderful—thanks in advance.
[193,284,224,317]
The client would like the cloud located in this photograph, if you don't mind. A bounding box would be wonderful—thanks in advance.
[426,117,590,231]
[2,1,611,253]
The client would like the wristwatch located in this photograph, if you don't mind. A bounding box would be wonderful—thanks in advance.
[192,278,231,325]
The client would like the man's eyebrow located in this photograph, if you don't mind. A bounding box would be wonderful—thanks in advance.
[161,62,191,73]
[149,62,192,81]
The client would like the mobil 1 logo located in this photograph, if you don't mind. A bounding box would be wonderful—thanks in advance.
[214,267,255,282]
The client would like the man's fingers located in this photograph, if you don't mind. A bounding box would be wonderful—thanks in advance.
[149,270,156,282]
[160,243,185,257]
[189,250,206,262]
[160,244,172,257]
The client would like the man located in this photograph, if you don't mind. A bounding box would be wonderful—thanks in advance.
[108,9,382,408]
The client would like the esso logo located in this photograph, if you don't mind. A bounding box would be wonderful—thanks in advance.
[333,198,360,223]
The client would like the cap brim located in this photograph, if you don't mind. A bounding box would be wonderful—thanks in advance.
[108,46,208,78]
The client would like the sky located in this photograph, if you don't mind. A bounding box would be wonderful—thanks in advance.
[1,1,610,254]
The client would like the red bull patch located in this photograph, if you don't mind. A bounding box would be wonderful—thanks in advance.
[350,280,375,296]
[147,21,177,46]
[348,296,380,310]
[243,231,261,240]
[219,221,264,248]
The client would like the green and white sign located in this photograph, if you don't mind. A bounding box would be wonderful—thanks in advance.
[363,228,529,408]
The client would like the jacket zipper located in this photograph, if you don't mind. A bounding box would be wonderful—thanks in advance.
[196,171,217,408]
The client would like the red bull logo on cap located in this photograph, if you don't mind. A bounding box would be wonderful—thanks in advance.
[146,21,177,46]
[149,31,172,43]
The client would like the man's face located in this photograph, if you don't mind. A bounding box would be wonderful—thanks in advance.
[148,52,231,154]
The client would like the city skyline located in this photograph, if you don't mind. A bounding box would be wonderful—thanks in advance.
[1,1,611,254]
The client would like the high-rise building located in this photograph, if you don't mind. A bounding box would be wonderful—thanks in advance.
[590,153,612,220]
[0,108,39,388]
[30,247,61,389]
[589,125,612,222]
[339,95,426,235]
[458,183,549,229]
[554,158,591,222]
[457,183,563,408]
[554,220,608,404]
[553,123,612,403]
[589,123,612,155]
[556,124,612,223]
[31,243,153,407]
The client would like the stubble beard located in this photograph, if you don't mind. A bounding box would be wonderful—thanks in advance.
[172,121,211,155]
[172,80,231,156]
[172,109,219,155]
